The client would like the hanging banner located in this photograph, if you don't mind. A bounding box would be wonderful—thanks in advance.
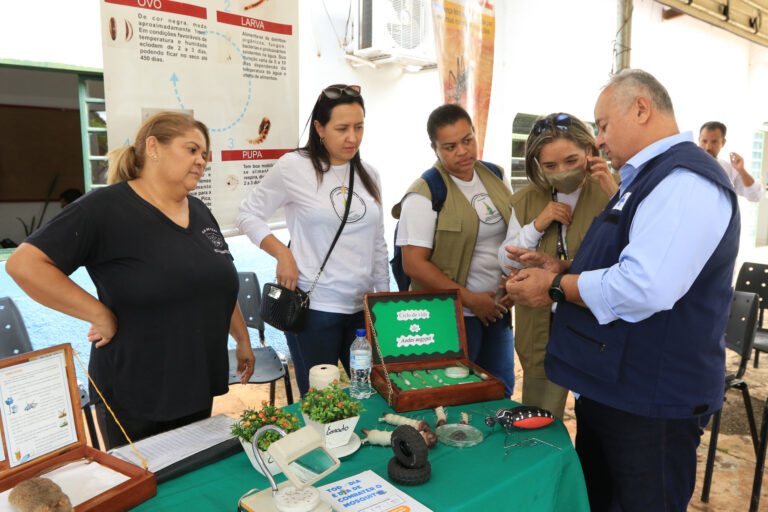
[99,0,298,232]
[431,0,495,157]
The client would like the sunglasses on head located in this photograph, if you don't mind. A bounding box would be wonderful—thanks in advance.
[321,84,362,100]
[531,114,573,136]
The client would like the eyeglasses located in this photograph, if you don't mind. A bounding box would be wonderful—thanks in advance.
[321,84,362,99]
[531,114,573,136]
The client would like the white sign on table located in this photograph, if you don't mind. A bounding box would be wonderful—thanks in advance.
[320,470,433,512]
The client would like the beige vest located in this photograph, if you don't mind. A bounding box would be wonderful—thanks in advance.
[393,161,513,289]
[510,177,612,375]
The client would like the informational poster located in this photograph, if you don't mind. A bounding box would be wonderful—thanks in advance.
[431,0,495,157]
[99,0,299,231]
[0,350,77,468]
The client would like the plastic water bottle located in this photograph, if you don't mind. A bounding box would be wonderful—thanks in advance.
[349,329,373,399]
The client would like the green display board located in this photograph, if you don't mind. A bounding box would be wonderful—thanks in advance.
[366,291,465,364]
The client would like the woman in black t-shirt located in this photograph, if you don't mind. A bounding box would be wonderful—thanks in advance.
[6,112,255,450]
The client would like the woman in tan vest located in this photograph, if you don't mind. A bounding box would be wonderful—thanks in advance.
[498,113,618,419]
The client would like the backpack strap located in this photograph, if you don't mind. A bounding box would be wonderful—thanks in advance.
[421,167,447,213]
[389,167,445,292]
[478,160,504,180]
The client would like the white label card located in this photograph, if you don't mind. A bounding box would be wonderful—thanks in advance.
[613,192,631,211]
[320,470,433,512]
[0,350,77,467]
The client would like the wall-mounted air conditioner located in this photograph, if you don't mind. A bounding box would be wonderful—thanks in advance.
[353,0,436,68]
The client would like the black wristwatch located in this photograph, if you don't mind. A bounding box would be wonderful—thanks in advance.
[548,273,566,303]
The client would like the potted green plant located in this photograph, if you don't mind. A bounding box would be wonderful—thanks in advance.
[231,401,300,476]
[299,381,364,449]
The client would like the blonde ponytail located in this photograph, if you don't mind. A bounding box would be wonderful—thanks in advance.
[106,145,142,184]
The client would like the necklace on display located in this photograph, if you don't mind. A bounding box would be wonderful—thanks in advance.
[331,166,348,203]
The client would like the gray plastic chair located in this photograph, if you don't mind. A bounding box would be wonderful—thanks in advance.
[228,272,293,405]
[0,297,33,359]
[701,291,760,502]
[238,271,265,341]
[734,262,768,367]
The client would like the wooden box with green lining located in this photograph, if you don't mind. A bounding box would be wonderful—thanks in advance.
[363,290,505,412]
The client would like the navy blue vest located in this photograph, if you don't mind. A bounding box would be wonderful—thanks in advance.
[546,141,740,418]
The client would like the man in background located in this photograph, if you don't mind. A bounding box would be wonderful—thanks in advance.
[699,121,763,201]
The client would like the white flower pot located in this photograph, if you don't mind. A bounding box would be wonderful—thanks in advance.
[301,413,360,449]
[240,437,282,477]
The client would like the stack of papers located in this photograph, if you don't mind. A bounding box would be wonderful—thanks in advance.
[108,414,240,482]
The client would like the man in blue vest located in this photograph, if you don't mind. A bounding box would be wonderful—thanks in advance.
[503,69,739,511]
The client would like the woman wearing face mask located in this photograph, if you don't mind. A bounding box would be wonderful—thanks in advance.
[237,84,389,396]
[498,112,618,419]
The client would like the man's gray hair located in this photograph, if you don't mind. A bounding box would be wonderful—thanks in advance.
[605,69,675,115]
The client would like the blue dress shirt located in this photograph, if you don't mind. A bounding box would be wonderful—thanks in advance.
[577,132,733,324]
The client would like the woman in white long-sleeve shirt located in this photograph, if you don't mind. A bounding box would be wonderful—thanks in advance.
[237,84,389,395]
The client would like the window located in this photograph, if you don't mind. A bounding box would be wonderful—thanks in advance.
[510,113,538,192]
[0,64,104,260]
[78,76,107,191]
[751,128,765,183]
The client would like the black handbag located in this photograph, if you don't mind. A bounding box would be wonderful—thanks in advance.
[260,283,310,332]
[260,166,354,333]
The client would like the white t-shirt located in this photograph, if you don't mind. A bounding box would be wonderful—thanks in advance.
[718,157,763,202]
[236,151,390,314]
[498,187,582,273]
[396,171,508,316]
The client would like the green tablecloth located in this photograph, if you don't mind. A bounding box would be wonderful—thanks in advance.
[133,395,589,511]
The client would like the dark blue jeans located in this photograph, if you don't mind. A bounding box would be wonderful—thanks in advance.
[575,396,706,512]
[285,309,365,396]
[463,315,515,397]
